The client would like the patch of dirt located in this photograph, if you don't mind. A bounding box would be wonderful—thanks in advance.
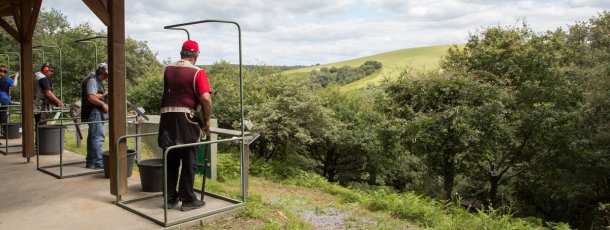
[299,207,378,230]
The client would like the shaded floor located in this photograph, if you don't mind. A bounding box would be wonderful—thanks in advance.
[0,142,242,230]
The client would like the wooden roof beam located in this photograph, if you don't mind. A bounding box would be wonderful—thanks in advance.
[11,2,20,29]
[0,17,20,41]
[82,0,109,27]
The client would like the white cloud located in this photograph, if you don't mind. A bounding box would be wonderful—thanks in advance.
[42,0,608,66]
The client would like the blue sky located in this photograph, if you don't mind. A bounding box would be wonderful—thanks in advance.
[47,0,609,66]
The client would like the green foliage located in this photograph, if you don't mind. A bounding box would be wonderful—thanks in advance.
[307,60,382,88]
[268,169,566,229]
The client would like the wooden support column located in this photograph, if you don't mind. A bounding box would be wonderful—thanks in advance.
[107,0,127,195]
[17,0,42,161]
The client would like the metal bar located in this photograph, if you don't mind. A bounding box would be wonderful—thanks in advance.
[35,118,109,179]
[0,104,11,153]
[165,28,190,40]
[32,48,44,65]
[74,36,106,68]
[113,133,248,227]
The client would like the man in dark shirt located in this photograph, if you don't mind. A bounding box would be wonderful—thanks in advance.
[33,62,62,126]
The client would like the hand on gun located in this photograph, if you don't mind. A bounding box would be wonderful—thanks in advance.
[95,92,108,99]
[95,93,109,112]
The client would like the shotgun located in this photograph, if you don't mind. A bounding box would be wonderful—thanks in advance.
[68,104,83,140]
[95,94,149,121]
[126,100,149,121]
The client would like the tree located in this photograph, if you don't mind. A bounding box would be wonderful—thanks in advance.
[442,22,589,215]
[380,69,503,200]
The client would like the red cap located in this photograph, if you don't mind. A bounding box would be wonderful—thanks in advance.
[182,40,199,52]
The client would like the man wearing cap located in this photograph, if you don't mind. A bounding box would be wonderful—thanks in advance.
[33,62,62,126]
[0,65,19,138]
[81,63,109,169]
[158,40,212,211]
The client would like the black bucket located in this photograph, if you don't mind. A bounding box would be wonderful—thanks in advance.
[102,150,137,179]
[3,123,22,139]
[38,125,65,155]
[137,158,164,192]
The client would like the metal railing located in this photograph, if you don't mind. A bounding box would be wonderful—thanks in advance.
[112,18,246,227]
[35,117,106,179]
[0,104,22,155]
[113,133,246,227]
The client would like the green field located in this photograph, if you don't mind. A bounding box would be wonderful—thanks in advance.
[283,44,455,90]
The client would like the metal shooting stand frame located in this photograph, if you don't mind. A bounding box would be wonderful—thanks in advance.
[113,19,250,227]
[35,117,106,179]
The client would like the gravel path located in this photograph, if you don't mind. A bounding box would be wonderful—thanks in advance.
[299,207,378,230]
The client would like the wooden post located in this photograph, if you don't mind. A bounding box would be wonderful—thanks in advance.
[108,0,127,196]
[19,0,42,162]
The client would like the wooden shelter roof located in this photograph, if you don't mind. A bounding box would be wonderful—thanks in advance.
[0,0,129,195]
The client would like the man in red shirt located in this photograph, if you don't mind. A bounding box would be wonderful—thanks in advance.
[157,40,212,211]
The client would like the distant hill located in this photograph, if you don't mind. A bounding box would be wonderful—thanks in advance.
[283,44,455,90]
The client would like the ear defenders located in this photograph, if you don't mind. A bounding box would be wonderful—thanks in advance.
[42,66,49,72]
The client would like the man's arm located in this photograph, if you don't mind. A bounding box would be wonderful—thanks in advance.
[44,89,62,107]
[86,94,108,112]
[198,92,212,133]
[10,72,18,87]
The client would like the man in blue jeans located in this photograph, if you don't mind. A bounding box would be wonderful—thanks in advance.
[81,63,109,169]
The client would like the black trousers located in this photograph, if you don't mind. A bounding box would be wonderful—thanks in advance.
[0,106,7,125]
[166,145,198,202]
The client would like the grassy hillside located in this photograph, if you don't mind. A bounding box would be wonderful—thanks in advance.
[283,45,454,89]
[193,154,567,230]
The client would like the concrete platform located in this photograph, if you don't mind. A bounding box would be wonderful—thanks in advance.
[0,147,243,230]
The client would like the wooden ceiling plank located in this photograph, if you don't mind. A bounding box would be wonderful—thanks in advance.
[0,7,11,17]
[82,0,109,26]
[11,3,20,30]
[0,17,20,42]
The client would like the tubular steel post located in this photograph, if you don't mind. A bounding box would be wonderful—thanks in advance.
[75,36,107,68]
[32,48,44,65]
[165,28,190,40]
[75,41,98,66]
[34,46,63,110]
[0,52,21,75]
[0,105,23,155]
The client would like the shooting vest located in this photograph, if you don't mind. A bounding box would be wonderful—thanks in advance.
[157,60,202,148]
[81,72,106,120]
[33,72,51,112]
[160,60,200,111]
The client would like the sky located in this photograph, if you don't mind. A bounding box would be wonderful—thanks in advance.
[45,0,610,66]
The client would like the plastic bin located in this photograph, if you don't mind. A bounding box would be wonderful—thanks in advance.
[38,125,65,155]
[137,158,164,192]
[3,123,22,139]
[102,150,137,178]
